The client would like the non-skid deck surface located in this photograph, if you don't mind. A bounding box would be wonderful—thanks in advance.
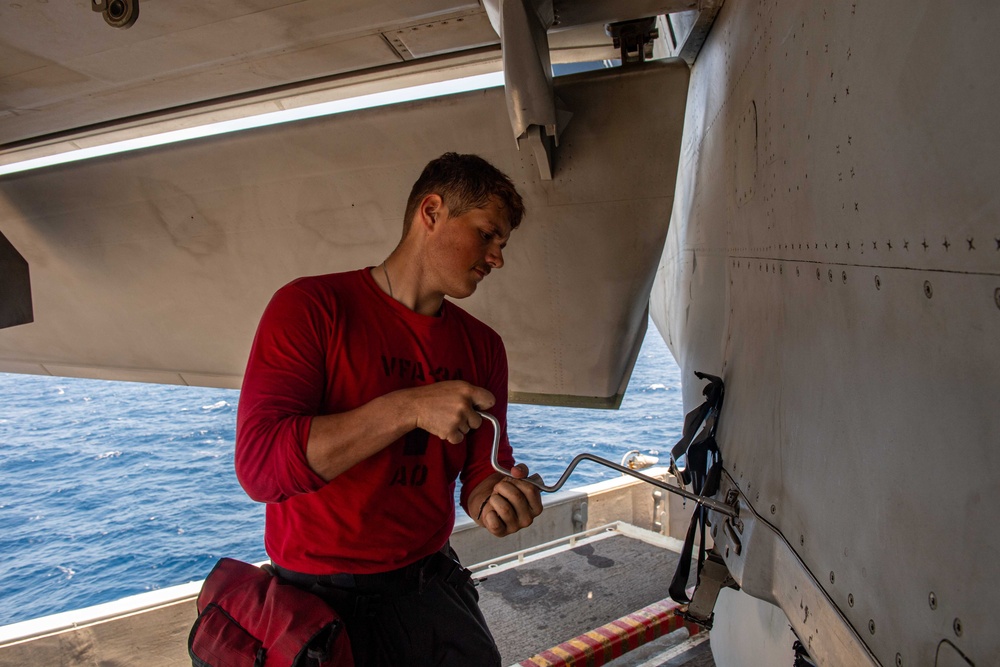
[476,533,692,665]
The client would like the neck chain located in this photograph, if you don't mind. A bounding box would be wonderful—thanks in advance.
[382,261,394,299]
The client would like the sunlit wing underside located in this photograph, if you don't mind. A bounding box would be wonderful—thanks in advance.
[0,61,689,407]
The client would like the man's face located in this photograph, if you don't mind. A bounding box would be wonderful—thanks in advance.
[429,199,511,299]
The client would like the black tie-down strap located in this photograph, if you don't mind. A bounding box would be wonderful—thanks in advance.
[668,372,725,607]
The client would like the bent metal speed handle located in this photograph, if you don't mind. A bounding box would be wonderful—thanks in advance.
[477,411,737,519]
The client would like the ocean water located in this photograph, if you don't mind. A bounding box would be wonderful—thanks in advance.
[0,319,683,627]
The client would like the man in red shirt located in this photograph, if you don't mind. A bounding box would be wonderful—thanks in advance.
[236,152,542,666]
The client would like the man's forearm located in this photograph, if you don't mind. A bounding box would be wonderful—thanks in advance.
[307,380,497,482]
[305,390,418,481]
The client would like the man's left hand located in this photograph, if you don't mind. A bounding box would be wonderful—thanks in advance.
[474,466,543,537]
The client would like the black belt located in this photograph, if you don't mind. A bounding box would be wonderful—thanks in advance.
[272,544,470,595]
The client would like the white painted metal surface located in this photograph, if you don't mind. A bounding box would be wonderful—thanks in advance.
[652,0,1000,665]
[0,61,688,407]
[0,0,485,145]
[0,0,664,151]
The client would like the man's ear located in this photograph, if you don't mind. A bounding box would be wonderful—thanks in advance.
[418,194,444,230]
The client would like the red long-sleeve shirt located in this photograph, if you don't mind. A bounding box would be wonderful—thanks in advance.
[235,268,514,575]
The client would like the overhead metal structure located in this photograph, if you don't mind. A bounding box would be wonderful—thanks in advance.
[0,0,723,407]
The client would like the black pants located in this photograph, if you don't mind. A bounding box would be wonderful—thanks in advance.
[274,546,501,667]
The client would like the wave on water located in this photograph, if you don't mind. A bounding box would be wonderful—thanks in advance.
[0,319,684,627]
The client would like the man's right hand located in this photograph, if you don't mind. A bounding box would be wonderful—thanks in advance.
[411,381,495,444]
[305,381,495,481]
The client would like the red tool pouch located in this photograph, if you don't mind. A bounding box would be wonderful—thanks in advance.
[189,558,354,667]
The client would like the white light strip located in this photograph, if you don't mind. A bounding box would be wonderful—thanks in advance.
[0,71,505,177]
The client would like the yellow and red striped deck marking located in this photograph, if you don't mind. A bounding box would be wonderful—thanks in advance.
[518,598,702,667]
